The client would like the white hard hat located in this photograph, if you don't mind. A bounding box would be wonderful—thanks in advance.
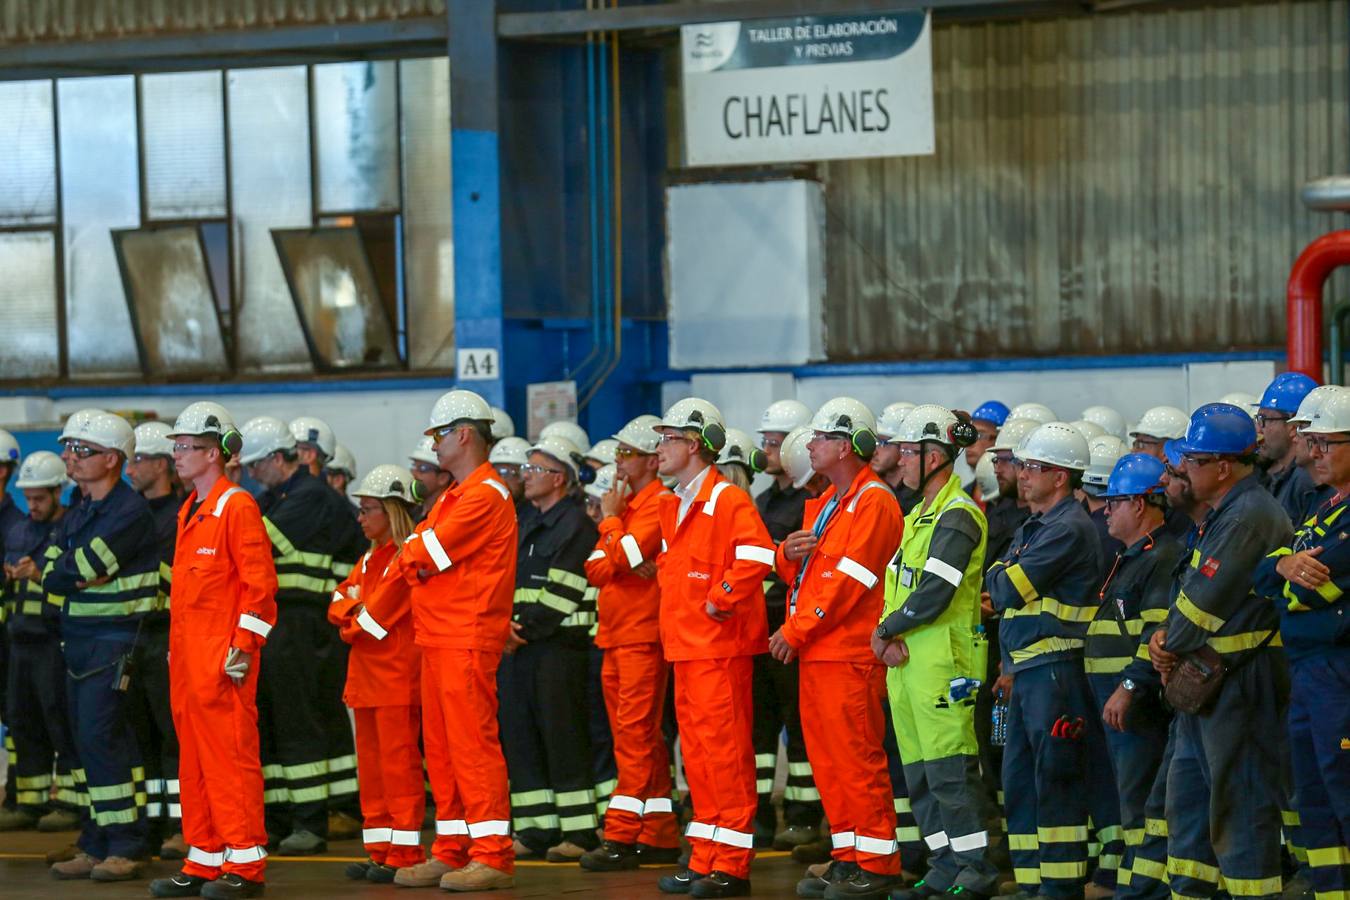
[0,428,18,466]
[613,414,661,455]
[990,417,1040,453]
[425,389,493,435]
[1009,402,1056,425]
[974,451,998,498]
[890,404,960,446]
[541,421,592,455]
[169,401,237,441]
[808,397,878,457]
[586,438,619,467]
[352,463,416,504]
[1069,419,1106,442]
[489,406,515,441]
[780,426,816,490]
[1291,384,1348,427]
[489,436,531,467]
[1082,435,1127,488]
[1017,422,1090,471]
[238,416,297,465]
[875,402,917,440]
[585,463,621,500]
[1301,389,1350,435]
[14,451,65,489]
[326,443,357,479]
[717,427,764,472]
[133,421,175,457]
[1219,392,1260,417]
[1130,406,1189,441]
[758,399,812,434]
[658,398,726,452]
[409,435,440,467]
[531,435,584,479]
[1079,405,1127,440]
[289,416,336,459]
[60,409,135,457]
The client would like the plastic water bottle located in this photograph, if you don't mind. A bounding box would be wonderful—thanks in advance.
[991,690,1009,747]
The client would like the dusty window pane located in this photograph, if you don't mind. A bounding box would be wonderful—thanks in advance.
[399,56,455,369]
[313,61,400,214]
[227,66,313,374]
[0,80,56,227]
[141,71,227,220]
[57,75,142,378]
[272,228,400,371]
[115,227,229,378]
[0,232,59,379]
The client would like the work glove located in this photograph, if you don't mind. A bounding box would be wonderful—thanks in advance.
[224,646,250,686]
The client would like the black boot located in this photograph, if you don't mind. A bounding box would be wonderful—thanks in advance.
[892,880,947,900]
[149,874,210,898]
[580,840,641,872]
[691,870,753,898]
[798,861,860,899]
[658,868,709,894]
[343,859,373,880]
[200,873,265,899]
[824,867,905,899]
[365,862,397,883]
[637,843,684,865]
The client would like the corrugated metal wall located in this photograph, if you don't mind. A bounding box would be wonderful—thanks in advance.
[823,0,1349,360]
[0,0,445,41]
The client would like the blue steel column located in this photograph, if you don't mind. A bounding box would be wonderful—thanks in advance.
[448,0,505,407]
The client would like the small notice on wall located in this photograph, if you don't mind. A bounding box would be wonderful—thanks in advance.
[527,381,578,441]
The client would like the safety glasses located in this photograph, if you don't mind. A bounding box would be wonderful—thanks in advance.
[63,442,108,460]
[521,463,565,477]
[613,446,649,460]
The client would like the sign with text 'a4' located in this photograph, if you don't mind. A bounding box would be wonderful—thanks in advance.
[681,11,934,166]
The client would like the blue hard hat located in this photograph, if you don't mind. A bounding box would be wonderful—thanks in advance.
[1259,372,1318,414]
[1174,403,1258,456]
[972,400,1010,427]
[1162,439,1184,469]
[1102,453,1166,498]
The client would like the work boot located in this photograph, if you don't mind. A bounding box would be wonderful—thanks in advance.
[149,873,210,897]
[45,841,80,864]
[439,860,515,892]
[51,851,102,879]
[776,824,821,850]
[512,838,541,859]
[793,839,834,864]
[753,820,775,849]
[545,840,588,862]
[200,872,266,899]
[366,862,397,883]
[0,807,37,830]
[580,839,641,871]
[394,857,457,887]
[691,870,753,898]
[825,867,905,899]
[160,832,189,860]
[344,858,375,880]
[37,807,81,832]
[636,843,683,865]
[91,855,145,882]
[276,829,326,855]
[328,810,362,841]
[892,880,946,900]
[1281,873,1314,900]
[1084,884,1114,900]
[798,861,861,898]
[658,868,708,894]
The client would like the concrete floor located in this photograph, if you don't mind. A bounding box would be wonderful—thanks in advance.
[0,831,812,899]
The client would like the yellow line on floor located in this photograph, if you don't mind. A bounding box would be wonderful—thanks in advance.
[1,851,794,865]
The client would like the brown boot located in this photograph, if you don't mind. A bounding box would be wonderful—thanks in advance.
[159,832,189,860]
[328,810,362,841]
[91,856,145,882]
[394,857,458,888]
[45,842,81,865]
[439,860,514,892]
[1084,884,1115,900]
[544,840,587,863]
[50,852,101,880]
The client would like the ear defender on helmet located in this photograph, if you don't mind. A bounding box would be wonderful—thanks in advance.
[220,429,243,459]
[572,453,597,485]
[409,478,428,504]
[747,447,768,474]
[701,421,727,454]
[851,428,877,460]
[948,411,979,448]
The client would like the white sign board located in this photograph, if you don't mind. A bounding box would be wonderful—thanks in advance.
[526,381,578,441]
[456,348,499,381]
[681,11,934,166]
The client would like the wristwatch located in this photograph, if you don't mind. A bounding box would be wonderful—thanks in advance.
[1121,678,1138,693]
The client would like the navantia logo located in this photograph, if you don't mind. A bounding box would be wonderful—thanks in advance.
[687,570,711,580]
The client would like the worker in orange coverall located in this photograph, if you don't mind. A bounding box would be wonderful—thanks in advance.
[769,398,905,900]
[651,398,775,900]
[149,402,277,900]
[327,464,425,885]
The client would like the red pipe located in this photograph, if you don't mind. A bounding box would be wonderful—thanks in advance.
[1288,230,1350,381]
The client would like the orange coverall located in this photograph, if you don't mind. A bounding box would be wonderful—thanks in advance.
[586,478,678,850]
[328,540,424,869]
[390,461,518,873]
[170,478,278,883]
[657,467,774,880]
[774,468,903,875]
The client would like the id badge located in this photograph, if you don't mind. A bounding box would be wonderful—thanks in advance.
[899,565,915,588]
